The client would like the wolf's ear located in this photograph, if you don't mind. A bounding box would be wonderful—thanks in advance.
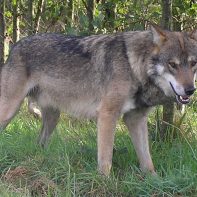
[150,24,167,47]
[190,30,197,41]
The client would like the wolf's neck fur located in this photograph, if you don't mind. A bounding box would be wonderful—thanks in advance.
[134,78,174,107]
[123,31,154,83]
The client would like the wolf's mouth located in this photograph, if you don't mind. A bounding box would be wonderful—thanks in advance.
[169,83,190,104]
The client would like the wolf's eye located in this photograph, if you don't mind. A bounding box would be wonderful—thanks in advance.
[190,61,197,67]
[168,62,177,70]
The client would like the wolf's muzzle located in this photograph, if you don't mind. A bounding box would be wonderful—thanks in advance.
[185,87,196,96]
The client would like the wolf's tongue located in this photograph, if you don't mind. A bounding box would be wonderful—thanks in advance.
[182,96,189,100]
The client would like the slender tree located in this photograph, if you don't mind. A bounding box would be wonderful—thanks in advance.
[13,0,20,43]
[82,0,95,32]
[34,0,45,33]
[27,0,34,35]
[161,0,174,138]
[67,0,74,28]
[161,0,172,30]
[0,0,5,68]
[87,0,95,32]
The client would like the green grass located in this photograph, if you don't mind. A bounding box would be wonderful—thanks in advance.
[0,101,196,196]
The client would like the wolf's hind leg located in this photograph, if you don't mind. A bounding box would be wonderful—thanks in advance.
[38,107,60,147]
[0,98,24,131]
[0,69,28,131]
[123,108,156,175]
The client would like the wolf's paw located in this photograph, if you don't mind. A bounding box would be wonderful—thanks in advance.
[98,162,112,177]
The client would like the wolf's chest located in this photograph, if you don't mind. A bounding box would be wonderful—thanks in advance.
[121,98,136,113]
[134,83,174,107]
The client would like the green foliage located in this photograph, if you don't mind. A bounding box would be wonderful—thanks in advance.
[173,0,197,30]
[4,0,197,38]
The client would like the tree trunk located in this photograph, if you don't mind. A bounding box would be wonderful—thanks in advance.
[27,0,34,35]
[161,0,172,30]
[0,0,5,68]
[34,0,45,33]
[67,0,74,28]
[13,0,20,43]
[86,0,95,32]
[161,0,174,139]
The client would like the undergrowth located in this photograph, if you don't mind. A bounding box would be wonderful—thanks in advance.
[0,99,196,196]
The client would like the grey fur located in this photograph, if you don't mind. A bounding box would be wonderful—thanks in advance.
[0,25,197,175]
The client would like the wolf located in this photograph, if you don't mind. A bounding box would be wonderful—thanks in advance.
[0,24,196,176]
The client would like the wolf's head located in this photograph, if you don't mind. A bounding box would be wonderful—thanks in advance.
[148,24,197,104]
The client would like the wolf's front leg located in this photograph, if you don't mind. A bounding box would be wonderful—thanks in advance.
[123,108,156,174]
[38,107,60,147]
[97,100,121,176]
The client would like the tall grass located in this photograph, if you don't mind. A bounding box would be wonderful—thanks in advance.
[0,100,196,196]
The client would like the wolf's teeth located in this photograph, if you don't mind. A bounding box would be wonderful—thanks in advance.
[180,96,189,101]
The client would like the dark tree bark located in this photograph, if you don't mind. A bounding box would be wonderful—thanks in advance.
[161,0,174,138]
[0,0,5,68]
[87,0,95,32]
[82,0,95,32]
[161,0,172,30]
[27,0,34,35]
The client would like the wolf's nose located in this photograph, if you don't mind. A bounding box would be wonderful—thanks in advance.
[185,87,196,96]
